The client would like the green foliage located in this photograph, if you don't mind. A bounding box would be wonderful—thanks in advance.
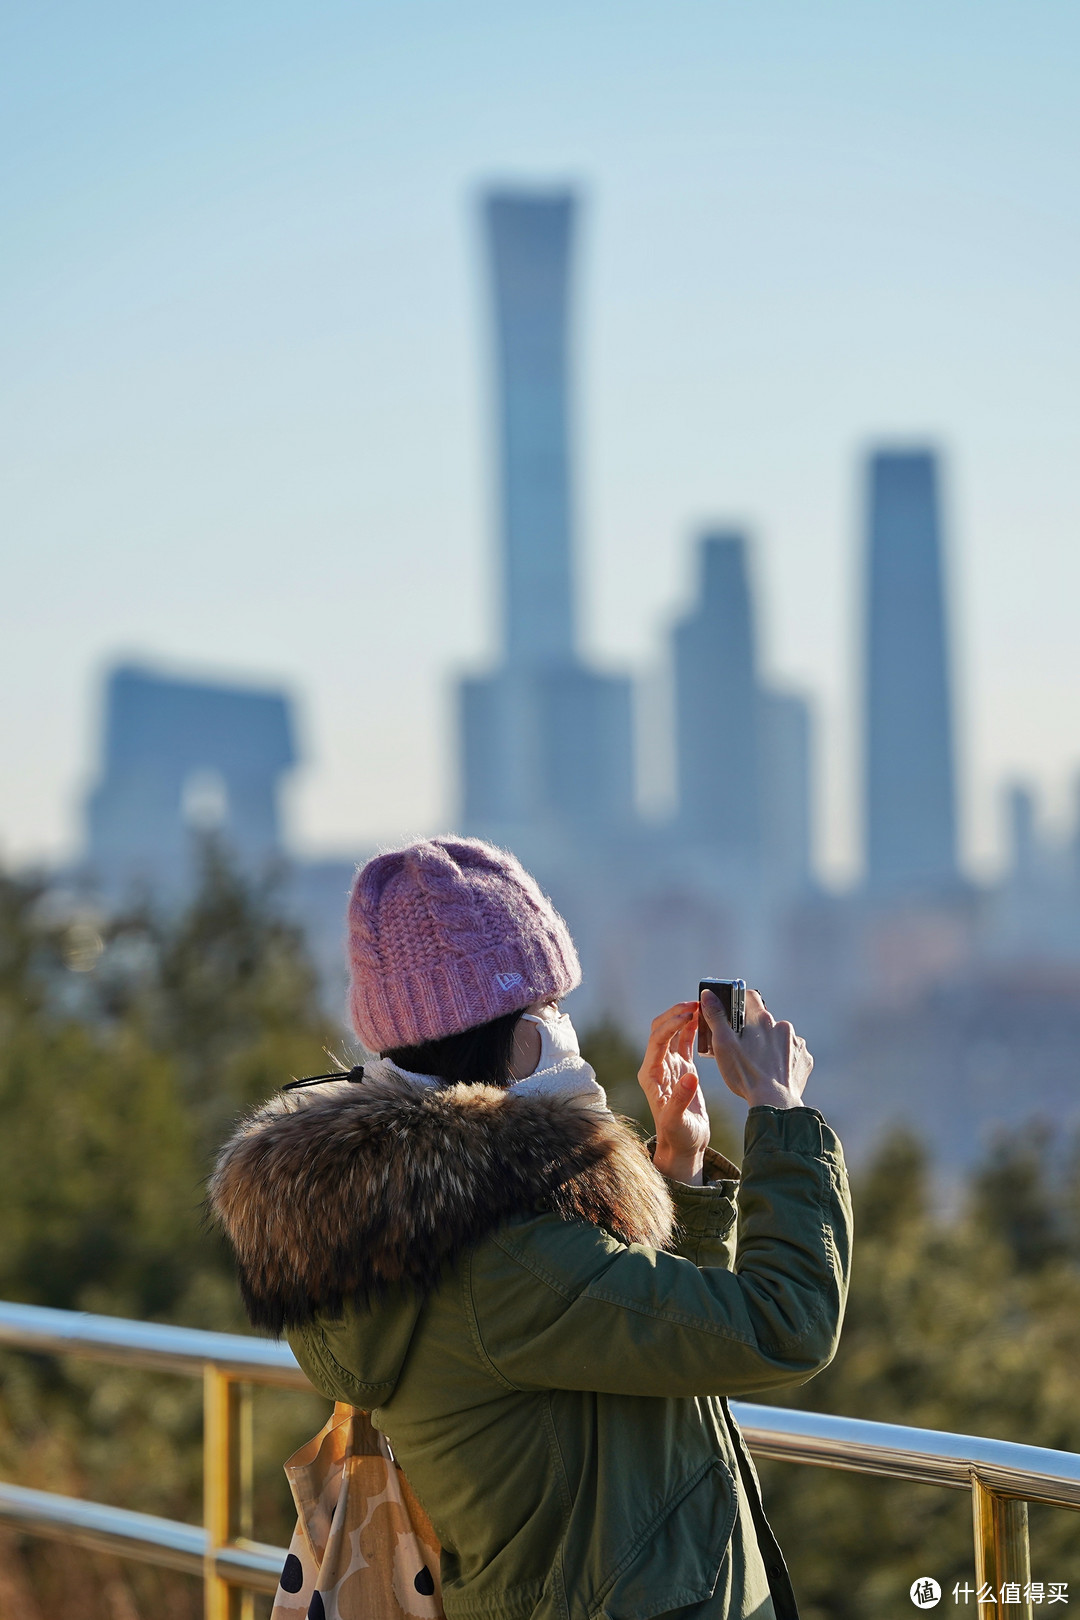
[2,861,1080,1617]
[146,844,335,1160]
[968,1123,1071,1273]
[759,1127,1080,1616]
[0,848,339,1321]
[0,855,340,1617]
[0,1021,194,1315]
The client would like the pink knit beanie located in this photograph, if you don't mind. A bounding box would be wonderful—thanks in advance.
[346,836,581,1052]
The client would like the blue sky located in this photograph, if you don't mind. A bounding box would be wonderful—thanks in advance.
[3,1,1078,879]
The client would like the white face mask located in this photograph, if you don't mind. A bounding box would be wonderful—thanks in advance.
[518,1008,583,1075]
[510,1010,609,1111]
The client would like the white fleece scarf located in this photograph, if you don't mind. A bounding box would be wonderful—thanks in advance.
[381,1011,610,1113]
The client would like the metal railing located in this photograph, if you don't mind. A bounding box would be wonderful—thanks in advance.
[1,1300,1077,1619]
[0,1301,308,1619]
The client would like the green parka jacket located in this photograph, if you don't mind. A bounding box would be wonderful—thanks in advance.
[210,1062,852,1620]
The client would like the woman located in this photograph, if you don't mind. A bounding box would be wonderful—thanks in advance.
[211,836,852,1620]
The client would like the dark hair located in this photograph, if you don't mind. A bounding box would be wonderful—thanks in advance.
[383,1008,524,1088]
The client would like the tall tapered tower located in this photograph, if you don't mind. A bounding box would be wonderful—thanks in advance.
[863,448,958,890]
[460,188,634,837]
[485,191,576,668]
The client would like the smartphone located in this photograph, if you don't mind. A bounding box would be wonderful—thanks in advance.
[698,978,746,1054]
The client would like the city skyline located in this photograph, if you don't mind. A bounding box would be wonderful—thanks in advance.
[64,168,1080,905]
[62,161,1080,1169]
[72,186,1057,932]
[3,4,1079,881]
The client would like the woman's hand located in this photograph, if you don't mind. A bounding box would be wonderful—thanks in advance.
[637,1002,710,1185]
[700,987,812,1111]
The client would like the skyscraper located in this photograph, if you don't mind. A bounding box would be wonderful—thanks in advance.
[673,533,761,855]
[863,449,958,891]
[86,664,296,898]
[486,192,576,667]
[460,189,634,838]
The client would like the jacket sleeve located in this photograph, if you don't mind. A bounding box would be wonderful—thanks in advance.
[466,1106,852,1400]
[658,1143,741,1270]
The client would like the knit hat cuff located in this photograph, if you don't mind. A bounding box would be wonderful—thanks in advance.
[350,927,580,1053]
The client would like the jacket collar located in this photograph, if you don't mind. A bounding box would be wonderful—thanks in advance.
[210,1064,675,1334]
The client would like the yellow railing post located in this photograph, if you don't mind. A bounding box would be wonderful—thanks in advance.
[972,1475,1033,1620]
[203,1364,255,1620]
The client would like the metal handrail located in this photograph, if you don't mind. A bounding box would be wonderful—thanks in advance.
[0,1300,1074,1619]
[0,1483,285,1591]
[735,1401,1080,1510]
[0,1300,307,1386]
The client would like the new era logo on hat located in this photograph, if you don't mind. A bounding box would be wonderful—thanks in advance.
[494,971,524,992]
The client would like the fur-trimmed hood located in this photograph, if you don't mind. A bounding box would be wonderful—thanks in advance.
[209,1061,675,1336]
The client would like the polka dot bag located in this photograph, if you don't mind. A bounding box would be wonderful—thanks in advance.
[272,1404,444,1620]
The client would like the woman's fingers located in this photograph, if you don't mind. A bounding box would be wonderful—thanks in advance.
[667,1069,698,1117]
[705,1006,744,1071]
[699,988,813,1109]
[648,1002,699,1037]
[699,991,754,1100]
[675,1010,698,1064]
[640,1002,714,1163]
[638,1003,702,1126]
[642,1004,696,1064]
[744,988,775,1029]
